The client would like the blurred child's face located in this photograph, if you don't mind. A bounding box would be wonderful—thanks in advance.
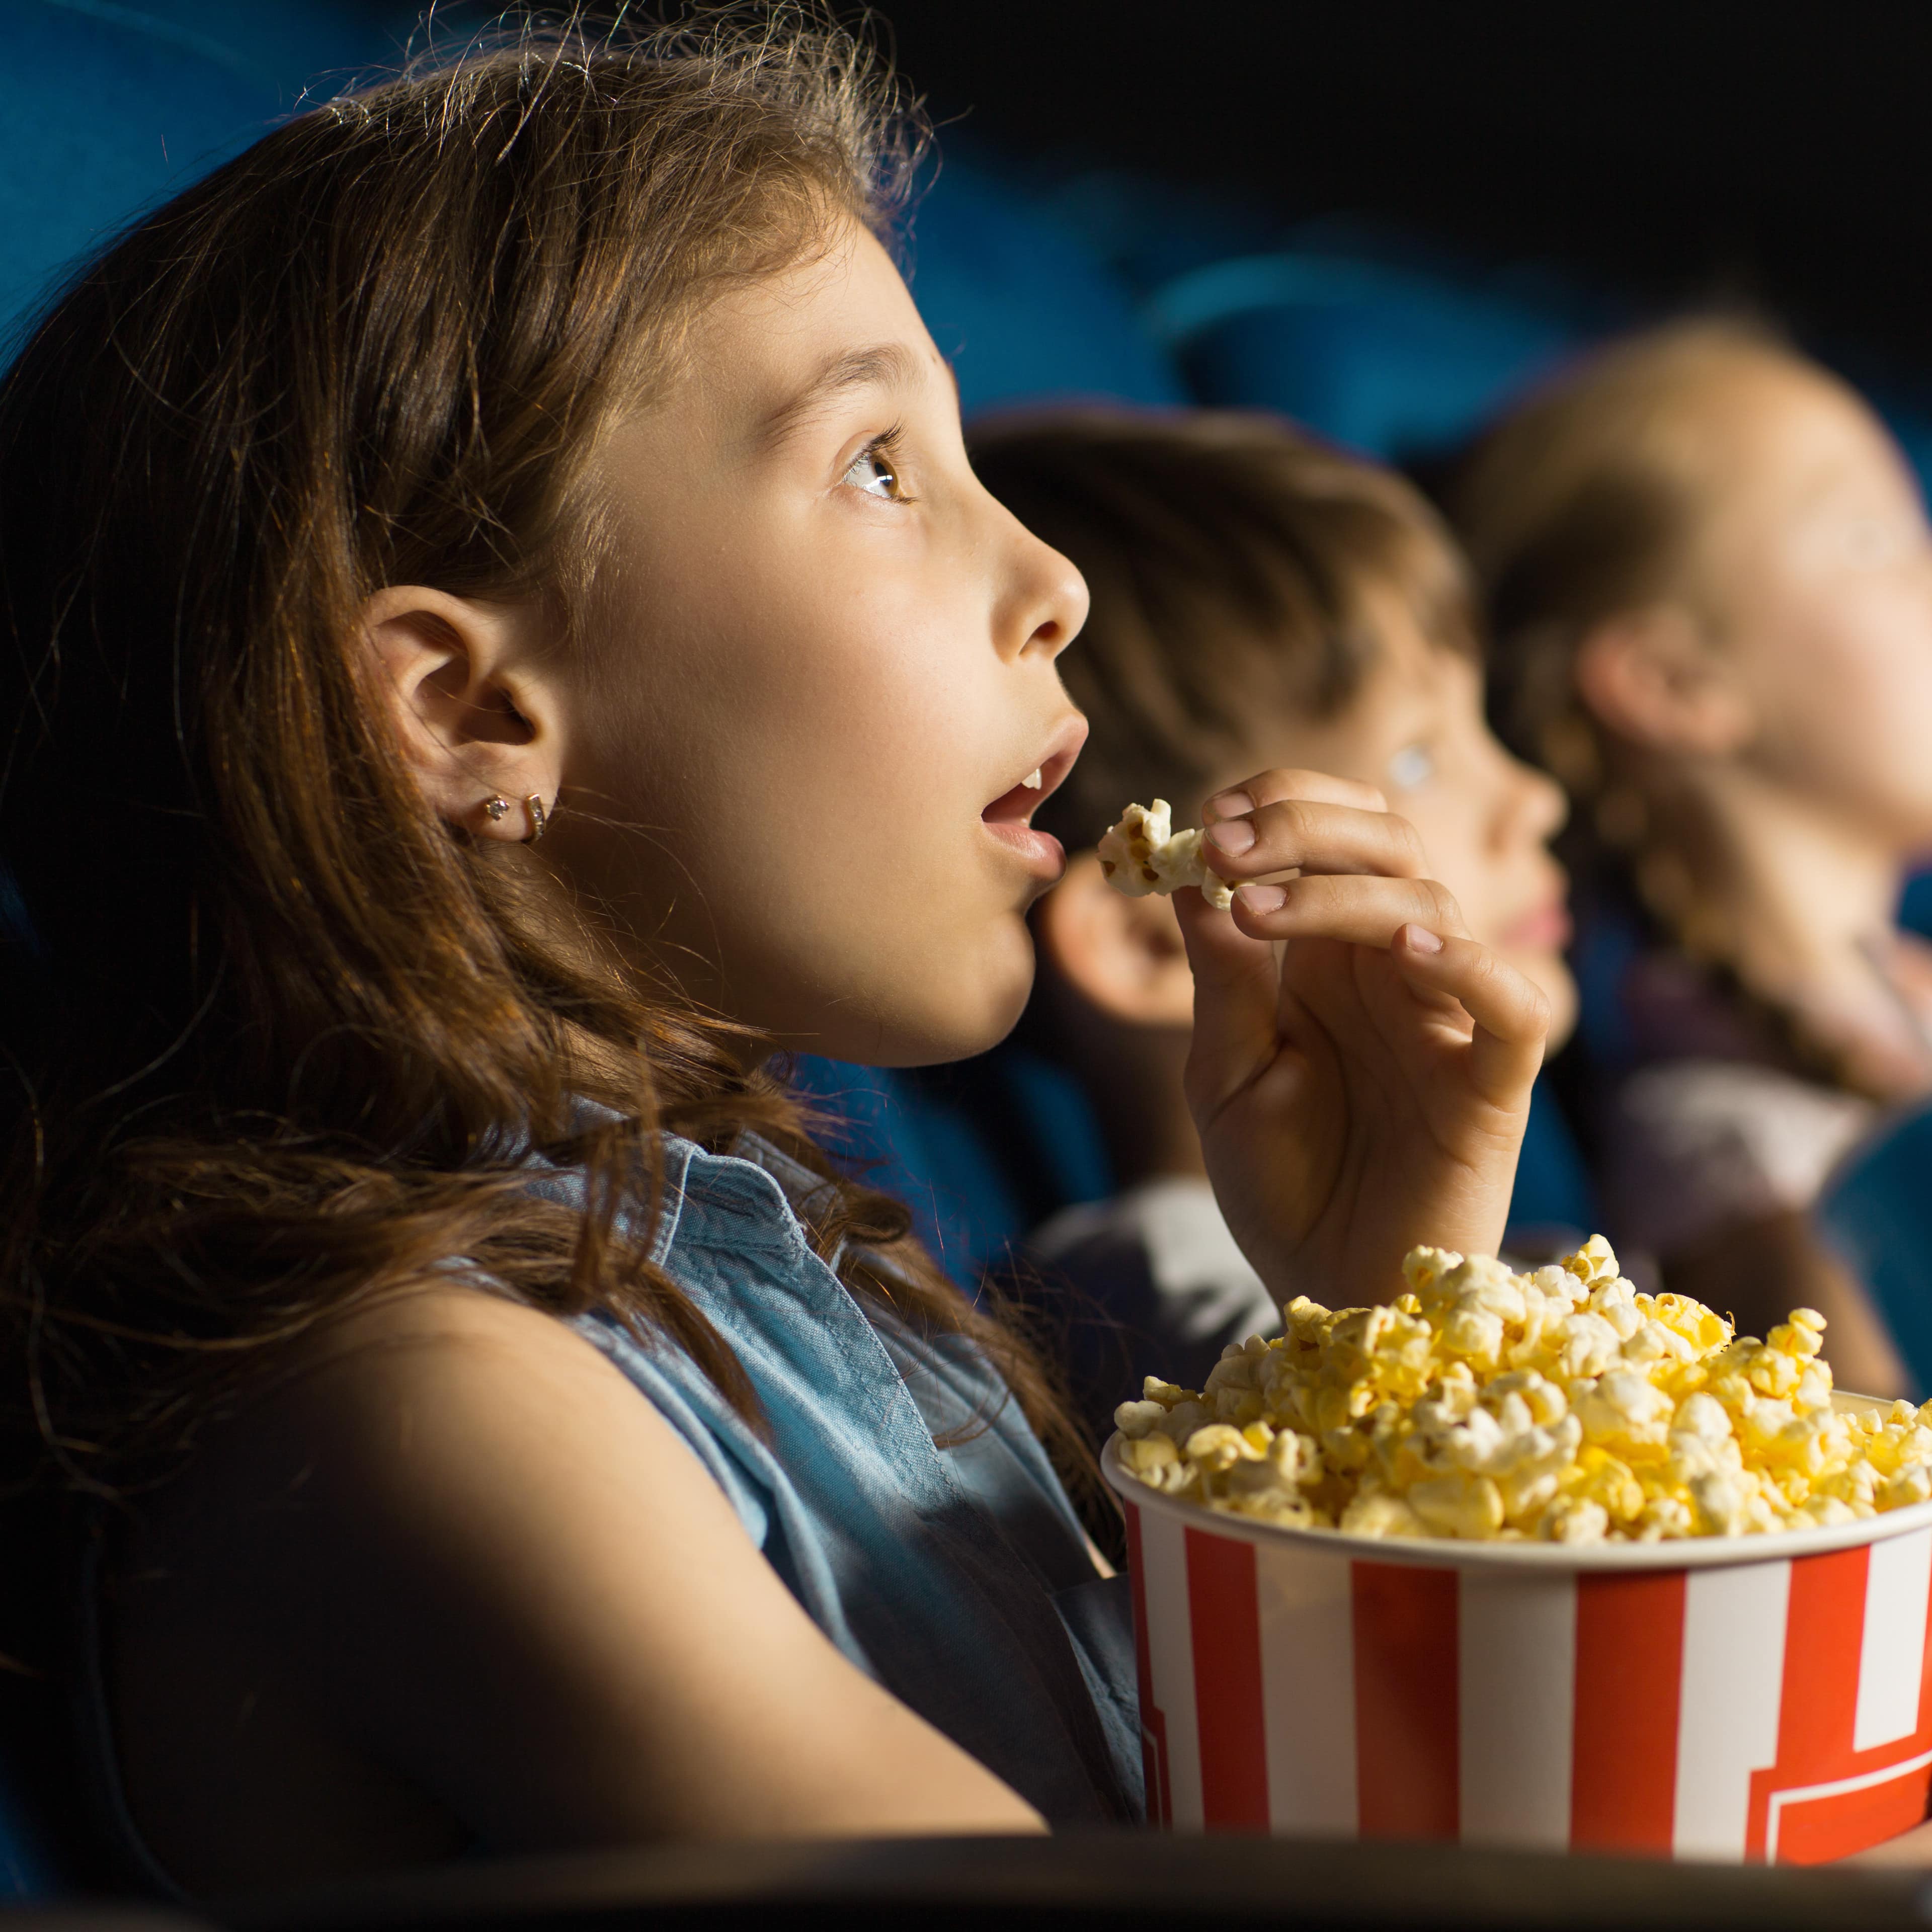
[549,221,1089,1063]
[1688,358,1932,850]
[1246,612,1578,1045]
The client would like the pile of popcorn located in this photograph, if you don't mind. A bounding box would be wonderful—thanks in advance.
[1097,800,1235,912]
[1114,1236,1932,1544]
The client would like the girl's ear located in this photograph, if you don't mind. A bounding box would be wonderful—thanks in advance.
[360,586,565,844]
[1035,850,1195,1028]
[1572,605,1757,759]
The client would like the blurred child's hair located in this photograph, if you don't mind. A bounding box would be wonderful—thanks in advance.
[0,15,1088,1510]
[968,410,1481,852]
[1446,316,1793,957]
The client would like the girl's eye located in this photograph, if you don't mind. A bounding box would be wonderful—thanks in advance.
[1387,743,1435,790]
[844,436,907,501]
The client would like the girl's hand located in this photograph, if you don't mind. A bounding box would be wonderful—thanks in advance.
[1175,768,1551,1312]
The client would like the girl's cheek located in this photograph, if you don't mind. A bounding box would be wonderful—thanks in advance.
[1419,807,1490,922]
[1829,602,1932,715]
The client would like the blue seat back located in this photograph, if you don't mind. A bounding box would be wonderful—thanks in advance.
[1509,1077,1598,1241]
[0,1754,58,1901]
[1145,252,1581,461]
[1901,869,1932,941]
[789,1050,1115,1289]
[0,9,270,1886]
[907,163,1185,418]
[0,3,288,353]
[0,5,424,1897]
[797,1047,1593,1294]
[1817,1102,1932,1394]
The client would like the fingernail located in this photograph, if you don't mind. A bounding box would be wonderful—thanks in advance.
[1206,817,1255,855]
[1235,883,1286,914]
[1206,789,1253,821]
[1401,923,1444,954]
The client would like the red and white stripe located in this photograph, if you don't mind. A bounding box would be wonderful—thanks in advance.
[1124,1498,1932,1863]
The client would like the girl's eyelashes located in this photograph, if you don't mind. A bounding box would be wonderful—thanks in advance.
[1387,742,1436,791]
[841,425,915,503]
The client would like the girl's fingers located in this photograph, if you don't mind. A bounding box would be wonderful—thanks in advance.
[1228,871,1470,947]
[1390,925,1552,1102]
[1205,768,1390,821]
[1173,887,1287,1116]
[1202,793,1428,887]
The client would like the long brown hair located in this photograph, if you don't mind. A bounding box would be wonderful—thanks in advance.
[0,11,1086,1524]
[1451,317,1782,816]
[1445,316,1859,1072]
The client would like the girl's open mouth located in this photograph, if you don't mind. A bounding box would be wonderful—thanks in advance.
[981,719,1086,878]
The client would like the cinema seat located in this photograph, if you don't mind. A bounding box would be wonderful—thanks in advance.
[909,160,1187,417]
[1817,1100,1932,1395]
[789,1049,1116,1289]
[0,1755,57,1900]
[796,1046,1597,1301]
[0,1,449,353]
[183,1820,1932,1930]
[0,6,271,351]
[0,2,434,1900]
[1144,250,1581,463]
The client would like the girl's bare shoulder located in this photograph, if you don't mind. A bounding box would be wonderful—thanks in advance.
[116,1275,1042,1882]
[163,1276,683,1537]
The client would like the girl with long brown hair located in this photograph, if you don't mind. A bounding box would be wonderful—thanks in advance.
[1452,319,1930,1397]
[0,12,1549,1895]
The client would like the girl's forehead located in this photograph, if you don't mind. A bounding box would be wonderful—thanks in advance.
[678,224,939,422]
[1670,360,1907,556]
[1698,360,1884,490]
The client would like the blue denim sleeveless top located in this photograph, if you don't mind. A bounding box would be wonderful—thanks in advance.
[535,1126,1144,1827]
[77,1120,1142,1896]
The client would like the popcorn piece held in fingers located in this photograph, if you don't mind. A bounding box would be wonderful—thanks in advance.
[1097,799,1235,912]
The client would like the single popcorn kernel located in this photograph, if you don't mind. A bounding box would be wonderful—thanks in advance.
[1114,1235,1932,1545]
[1096,800,1236,911]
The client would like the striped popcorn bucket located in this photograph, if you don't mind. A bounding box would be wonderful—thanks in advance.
[1106,1400,1932,1864]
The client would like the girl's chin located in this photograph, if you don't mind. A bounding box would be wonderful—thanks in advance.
[890,943,1035,1068]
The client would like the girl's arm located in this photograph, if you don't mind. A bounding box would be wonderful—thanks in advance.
[1173,767,1551,1312]
[114,1284,1043,1895]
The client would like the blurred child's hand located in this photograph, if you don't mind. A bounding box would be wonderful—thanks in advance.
[1176,768,1550,1312]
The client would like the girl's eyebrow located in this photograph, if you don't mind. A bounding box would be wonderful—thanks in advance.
[757,341,921,452]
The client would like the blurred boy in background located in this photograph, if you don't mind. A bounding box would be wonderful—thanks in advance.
[973,410,1579,1439]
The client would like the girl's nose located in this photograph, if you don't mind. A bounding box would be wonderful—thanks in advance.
[1498,746,1569,846]
[998,514,1090,665]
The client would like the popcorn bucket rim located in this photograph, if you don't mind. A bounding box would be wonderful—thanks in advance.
[1103,1390,1932,1574]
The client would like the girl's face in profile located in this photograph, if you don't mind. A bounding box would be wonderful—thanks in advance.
[1693,359,1932,851]
[549,222,1089,1065]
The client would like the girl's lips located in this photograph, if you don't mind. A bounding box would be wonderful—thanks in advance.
[1501,900,1573,953]
[981,819,1066,878]
[979,718,1086,882]
[981,721,1086,827]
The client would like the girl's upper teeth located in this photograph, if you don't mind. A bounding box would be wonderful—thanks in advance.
[1022,768,1042,789]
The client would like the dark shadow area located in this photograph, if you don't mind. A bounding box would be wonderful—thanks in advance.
[221,1833,1932,1932]
[875,2,1932,369]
